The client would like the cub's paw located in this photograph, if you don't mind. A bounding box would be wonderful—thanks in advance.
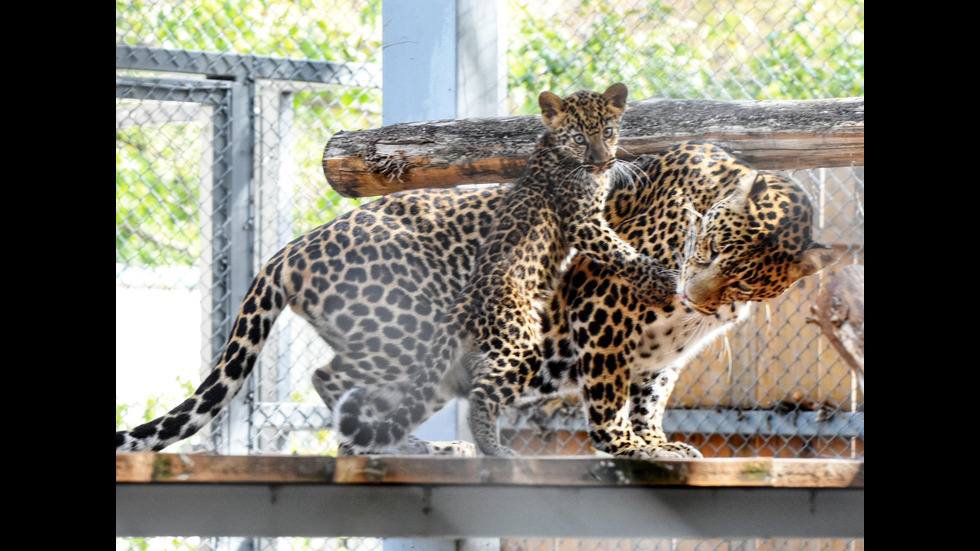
[472,441,519,457]
[634,269,675,307]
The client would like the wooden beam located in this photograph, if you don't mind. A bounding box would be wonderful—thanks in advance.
[116,453,863,488]
[322,97,864,198]
[116,454,864,538]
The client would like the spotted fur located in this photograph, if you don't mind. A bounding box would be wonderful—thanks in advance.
[116,132,837,456]
[433,84,672,456]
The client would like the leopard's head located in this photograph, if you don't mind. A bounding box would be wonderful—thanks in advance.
[538,83,628,174]
[678,170,840,315]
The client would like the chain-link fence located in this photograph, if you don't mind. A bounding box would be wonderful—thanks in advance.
[116,1,863,550]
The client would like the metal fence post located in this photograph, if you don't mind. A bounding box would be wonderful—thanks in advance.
[381,0,461,451]
[206,73,257,457]
[380,3,497,551]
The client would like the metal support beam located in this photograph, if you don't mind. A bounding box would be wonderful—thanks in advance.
[115,45,381,88]
[252,403,865,440]
[116,483,863,539]
[381,0,457,125]
[379,0,465,455]
[456,0,506,117]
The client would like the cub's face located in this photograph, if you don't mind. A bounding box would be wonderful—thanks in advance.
[678,171,840,315]
[538,83,628,174]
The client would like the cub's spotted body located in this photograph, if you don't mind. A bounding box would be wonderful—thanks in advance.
[116,130,837,457]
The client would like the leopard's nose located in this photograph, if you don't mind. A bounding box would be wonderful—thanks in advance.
[585,148,610,167]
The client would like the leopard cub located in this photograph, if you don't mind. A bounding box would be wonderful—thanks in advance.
[448,83,673,456]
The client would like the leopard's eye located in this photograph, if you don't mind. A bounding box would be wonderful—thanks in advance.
[603,127,614,139]
[573,134,586,145]
[695,239,716,266]
[709,237,720,259]
[733,280,754,295]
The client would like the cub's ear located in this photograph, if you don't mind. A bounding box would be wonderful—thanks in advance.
[791,243,841,280]
[539,91,564,127]
[604,82,628,111]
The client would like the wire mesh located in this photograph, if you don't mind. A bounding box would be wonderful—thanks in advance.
[501,540,864,551]
[498,0,864,459]
[116,1,863,550]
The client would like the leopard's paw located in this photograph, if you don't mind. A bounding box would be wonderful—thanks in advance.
[426,440,478,457]
[658,441,703,459]
[616,442,702,460]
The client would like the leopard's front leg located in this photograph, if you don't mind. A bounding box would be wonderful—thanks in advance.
[576,328,659,458]
[628,366,702,458]
[580,355,648,456]
[574,299,701,460]
[561,196,675,308]
[581,366,694,459]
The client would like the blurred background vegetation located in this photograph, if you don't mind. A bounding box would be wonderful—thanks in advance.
[117,0,863,269]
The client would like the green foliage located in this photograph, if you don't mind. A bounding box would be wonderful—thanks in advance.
[117,0,381,62]
[506,0,864,113]
[117,0,863,264]
[116,2,382,263]
[115,374,198,431]
[116,122,202,267]
[287,87,378,232]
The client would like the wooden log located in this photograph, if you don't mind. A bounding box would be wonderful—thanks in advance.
[322,96,864,198]
[809,265,865,392]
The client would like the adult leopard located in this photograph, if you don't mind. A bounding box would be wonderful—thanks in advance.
[116,137,838,458]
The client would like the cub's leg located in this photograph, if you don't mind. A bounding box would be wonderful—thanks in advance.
[460,297,543,456]
[465,337,542,457]
[467,360,520,457]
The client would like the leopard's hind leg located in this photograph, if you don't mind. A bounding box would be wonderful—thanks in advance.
[313,361,474,456]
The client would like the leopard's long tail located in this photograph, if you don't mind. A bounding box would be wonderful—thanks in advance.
[115,251,289,452]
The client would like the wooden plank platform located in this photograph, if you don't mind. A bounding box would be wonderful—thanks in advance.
[116,454,863,539]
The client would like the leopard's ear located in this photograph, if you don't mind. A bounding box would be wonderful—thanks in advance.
[737,169,765,199]
[603,83,628,112]
[539,91,564,127]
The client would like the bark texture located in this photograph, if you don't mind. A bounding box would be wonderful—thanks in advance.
[323,97,864,198]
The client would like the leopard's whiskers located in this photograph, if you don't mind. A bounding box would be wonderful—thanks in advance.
[608,159,641,190]
[673,313,710,354]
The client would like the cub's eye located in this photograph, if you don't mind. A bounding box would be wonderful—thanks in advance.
[573,134,586,145]
[603,127,614,139]
[733,280,754,295]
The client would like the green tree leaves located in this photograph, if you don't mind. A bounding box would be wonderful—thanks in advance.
[506,0,863,112]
